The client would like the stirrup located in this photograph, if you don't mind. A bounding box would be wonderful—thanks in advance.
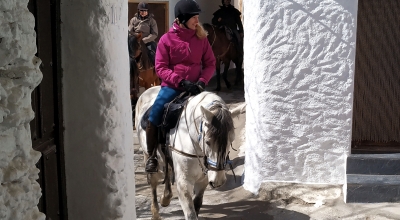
[145,157,158,173]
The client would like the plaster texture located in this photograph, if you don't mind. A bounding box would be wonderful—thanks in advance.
[0,0,45,219]
[243,0,358,193]
[61,0,136,219]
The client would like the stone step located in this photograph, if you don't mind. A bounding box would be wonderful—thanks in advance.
[346,174,400,203]
[346,154,400,175]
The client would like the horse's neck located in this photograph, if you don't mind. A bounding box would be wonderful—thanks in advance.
[170,92,223,153]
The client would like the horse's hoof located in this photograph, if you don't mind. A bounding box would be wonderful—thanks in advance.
[160,198,171,207]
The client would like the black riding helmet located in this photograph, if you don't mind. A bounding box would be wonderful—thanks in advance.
[174,0,201,24]
[221,0,231,6]
[137,2,149,19]
[138,2,148,11]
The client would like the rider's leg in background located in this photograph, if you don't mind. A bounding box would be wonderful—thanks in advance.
[145,41,157,66]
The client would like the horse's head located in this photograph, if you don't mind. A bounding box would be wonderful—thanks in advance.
[199,101,236,188]
[128,32,143,60]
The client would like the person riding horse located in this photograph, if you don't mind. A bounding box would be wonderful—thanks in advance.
[128,2,158,66]
[144,0,216,173]
[211,0,243,56]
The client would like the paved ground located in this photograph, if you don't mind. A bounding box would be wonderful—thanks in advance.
[133,70,400,220]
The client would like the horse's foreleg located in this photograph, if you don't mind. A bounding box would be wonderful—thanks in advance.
[149,173,161,220]
[193,176,208,217]
[234,58,243,86]
[177,180,197,220]
[215,59,222,91]
[222,61,231,89]
[160,166,173,207]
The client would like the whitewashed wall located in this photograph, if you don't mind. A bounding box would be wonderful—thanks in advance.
[243,0,358,194]
[61,0,136,219]
[0,0,45,219]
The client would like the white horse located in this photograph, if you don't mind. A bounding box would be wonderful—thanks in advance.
[135,86,244,220]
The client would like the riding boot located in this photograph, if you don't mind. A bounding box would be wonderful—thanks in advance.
[145,121,159,173]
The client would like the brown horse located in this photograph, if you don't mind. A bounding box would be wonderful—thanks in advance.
[134,33,161,90]
[203,23,243,91]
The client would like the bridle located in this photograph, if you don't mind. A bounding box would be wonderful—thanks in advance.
[169,97,234,176]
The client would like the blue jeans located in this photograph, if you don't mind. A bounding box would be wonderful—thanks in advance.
[149,86,182,126]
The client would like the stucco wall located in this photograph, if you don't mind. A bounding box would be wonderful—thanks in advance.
[0,0,45,219]
[243,0,358,193]
[61,0,136,219]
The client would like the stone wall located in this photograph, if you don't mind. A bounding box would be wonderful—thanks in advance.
[243,0,358,193]
[0,0,45,219]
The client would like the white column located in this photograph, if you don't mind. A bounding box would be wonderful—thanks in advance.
[243,0,358,194]
[61,0,136,219]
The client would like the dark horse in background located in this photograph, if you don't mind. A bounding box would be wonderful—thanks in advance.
[203,23,243,91]
[128,33,161,124]
[128,33,141,109]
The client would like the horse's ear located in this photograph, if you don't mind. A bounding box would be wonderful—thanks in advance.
[230,103,246,118]
[200,106,214,122]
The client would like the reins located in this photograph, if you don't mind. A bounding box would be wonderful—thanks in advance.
[208,24,233,59]
[168,94,235,178]
[170,93,210,175]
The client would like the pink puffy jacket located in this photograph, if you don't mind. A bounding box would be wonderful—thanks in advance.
[155,23,216,90]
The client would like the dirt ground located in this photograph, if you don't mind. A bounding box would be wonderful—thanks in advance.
[133,71,400,220]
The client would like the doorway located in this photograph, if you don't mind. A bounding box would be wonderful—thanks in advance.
[128,1,169,42]
[352,0,400,154]
[28,0,67,219]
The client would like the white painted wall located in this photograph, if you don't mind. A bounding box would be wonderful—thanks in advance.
[0,1,45,219]
[243,0,358,194]
[61,0,136,219]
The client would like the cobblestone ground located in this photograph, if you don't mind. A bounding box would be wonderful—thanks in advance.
[133,71,400,220]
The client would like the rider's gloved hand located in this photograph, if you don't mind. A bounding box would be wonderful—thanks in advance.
[180,80,201,95]
[196,81,206,92]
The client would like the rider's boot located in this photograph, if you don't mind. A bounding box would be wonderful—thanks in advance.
[145,120,159,173]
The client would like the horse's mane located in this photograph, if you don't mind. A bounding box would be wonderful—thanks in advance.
[206,101,234,166]
[128,33,153,70]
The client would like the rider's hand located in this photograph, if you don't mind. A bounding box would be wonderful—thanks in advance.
[180,80,201,95]
[196,81,206,92]
[218,18,222,22]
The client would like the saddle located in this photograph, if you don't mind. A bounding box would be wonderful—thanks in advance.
[140,92,190,185]
[140,92,190,131]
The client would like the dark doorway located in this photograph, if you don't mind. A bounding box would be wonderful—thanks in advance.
[352,0,400,154]
[128,1,169,42]
[28,0,67,219]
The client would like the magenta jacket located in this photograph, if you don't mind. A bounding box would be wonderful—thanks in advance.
[155,23,216,90]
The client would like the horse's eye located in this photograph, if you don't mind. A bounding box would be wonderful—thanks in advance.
[205,141,211,146]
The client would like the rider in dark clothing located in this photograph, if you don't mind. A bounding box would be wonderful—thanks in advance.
[212,0,243,54]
